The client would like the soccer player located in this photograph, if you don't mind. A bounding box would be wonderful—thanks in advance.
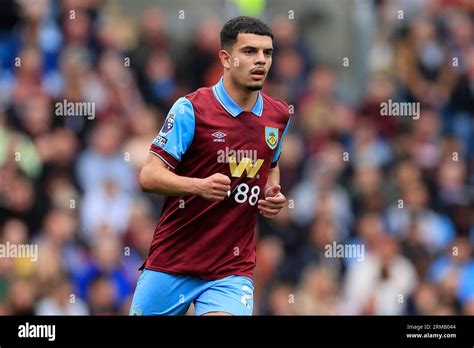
[129,16,291,316]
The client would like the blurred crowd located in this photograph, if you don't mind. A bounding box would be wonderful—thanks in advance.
[0,0,473,316]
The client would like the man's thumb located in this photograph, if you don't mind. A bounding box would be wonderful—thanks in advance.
[265,185,281,198]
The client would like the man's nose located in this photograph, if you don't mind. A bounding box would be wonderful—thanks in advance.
[255,51,266,65]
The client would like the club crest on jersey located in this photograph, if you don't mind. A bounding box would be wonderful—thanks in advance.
[160,113,175,135]
[265,127,278,150]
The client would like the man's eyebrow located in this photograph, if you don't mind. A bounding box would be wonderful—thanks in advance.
[239,46,273,51]
[240,45,257,50]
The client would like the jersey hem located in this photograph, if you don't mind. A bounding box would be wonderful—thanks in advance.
[144,264,253,281]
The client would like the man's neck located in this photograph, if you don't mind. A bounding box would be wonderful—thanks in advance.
[223,76,259,112]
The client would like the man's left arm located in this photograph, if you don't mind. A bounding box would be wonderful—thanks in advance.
[258,114,291,218]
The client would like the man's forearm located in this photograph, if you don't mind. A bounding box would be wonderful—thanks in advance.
[140,164,198,197]
[140,155,230,201]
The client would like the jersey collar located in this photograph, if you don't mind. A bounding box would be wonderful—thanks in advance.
[212,76,263,117]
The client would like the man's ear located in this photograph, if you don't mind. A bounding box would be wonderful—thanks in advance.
[219,49,231,69]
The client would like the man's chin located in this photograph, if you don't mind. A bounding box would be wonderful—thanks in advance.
[245,83,264,91]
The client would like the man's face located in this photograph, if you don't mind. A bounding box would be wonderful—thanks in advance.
[221,33,273,91]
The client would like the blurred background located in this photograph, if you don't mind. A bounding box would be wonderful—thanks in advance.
[0,0,473,315]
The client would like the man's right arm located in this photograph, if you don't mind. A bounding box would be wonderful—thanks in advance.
[140,151,231,201]
[143,96,231,201]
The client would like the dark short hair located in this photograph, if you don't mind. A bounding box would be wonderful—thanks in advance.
[220,16,273,50]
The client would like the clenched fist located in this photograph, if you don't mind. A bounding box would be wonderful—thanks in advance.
[195,173,231,201]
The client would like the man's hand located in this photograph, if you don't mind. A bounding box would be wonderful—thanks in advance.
[195,173,231,201]
[258,184,286,219]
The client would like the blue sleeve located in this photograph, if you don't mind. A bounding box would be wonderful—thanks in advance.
[150,97,195,168]
[271,116,291,165]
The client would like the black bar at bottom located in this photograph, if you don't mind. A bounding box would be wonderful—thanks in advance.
[0,315,472,346]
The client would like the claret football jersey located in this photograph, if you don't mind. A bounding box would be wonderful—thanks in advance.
[145,76,291,280]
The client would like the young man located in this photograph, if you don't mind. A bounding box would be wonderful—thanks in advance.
[129,16,291,316]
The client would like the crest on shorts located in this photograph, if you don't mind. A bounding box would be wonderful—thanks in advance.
[265,127,279,150]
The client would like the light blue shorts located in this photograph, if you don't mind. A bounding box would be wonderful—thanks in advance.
[129,269,254,316]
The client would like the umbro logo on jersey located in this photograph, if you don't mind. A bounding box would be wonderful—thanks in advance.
[212,131,226,143]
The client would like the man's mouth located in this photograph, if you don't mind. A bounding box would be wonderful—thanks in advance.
[250,68,266,80]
